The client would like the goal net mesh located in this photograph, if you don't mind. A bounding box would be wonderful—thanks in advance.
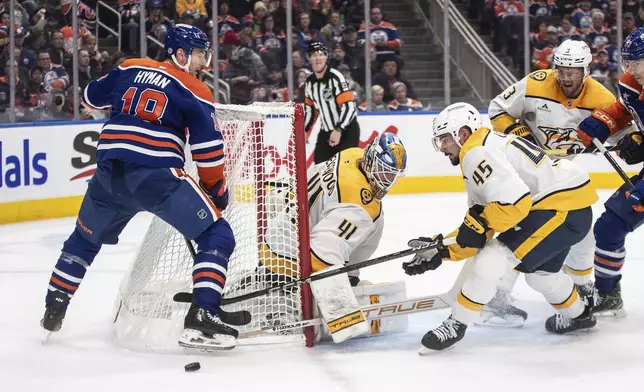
[113,102,312,351]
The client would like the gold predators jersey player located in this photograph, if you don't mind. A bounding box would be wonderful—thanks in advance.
[489,39,615,153]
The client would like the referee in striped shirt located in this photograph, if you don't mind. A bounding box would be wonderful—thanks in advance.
[304,40,361,164]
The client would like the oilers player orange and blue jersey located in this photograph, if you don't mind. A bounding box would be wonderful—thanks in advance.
[84,57,225,191]
[42,25,238,345]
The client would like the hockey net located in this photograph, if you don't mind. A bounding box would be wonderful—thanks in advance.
[113,102,314,351]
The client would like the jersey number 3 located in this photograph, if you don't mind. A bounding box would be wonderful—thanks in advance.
[121,87,168,125]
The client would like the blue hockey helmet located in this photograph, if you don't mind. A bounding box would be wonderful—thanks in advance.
[165,24,211,72]
[362,132,407,200]
[621,28,644,74]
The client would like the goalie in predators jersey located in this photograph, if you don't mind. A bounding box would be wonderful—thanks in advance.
[404,103,598,352]
[485,39,615,324]
[261,133,407,343]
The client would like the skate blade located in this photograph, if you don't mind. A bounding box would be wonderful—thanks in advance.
[474,312,525,328]
[41,330,52,344]
[418,345,456,356]
[178,329,236,352]
[595,308,627,318]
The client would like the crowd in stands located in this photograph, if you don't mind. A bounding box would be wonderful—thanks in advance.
[467,0,636,96]
[0,0,424,122]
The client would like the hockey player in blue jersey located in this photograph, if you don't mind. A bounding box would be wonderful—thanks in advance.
[574,27,644,318]
[41,24,243,350]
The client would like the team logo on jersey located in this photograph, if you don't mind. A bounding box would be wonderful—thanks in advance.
[197,209,208,219]
[538,125,582,150]
[360,188,373,205]
[530,71,547,81]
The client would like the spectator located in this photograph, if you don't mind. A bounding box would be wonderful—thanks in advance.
[0,56,28,117]
[571,0,592,30]
[387,82,422,112]
[25,66,45,102]
[590,48,618,95]
[266,0,280,14]
[48,30,72,69]
[213,0,241,35]
[292,49,310,71]
[558,16,580,41]
[328,43,347,69]
[372,59,416,103]
[36,49,69,92]
[530,22,548,47]
[321,11,343,45]
[530,0,556,17]
[254,14,286,68]
[273,0,299,33]
[586,11,610,51]
[119,0,141,54]
[293,67,311,101]
[493,0,524,53]
[359,84,388,112]
[176,0,207,22]
[110,51,129,69]
[296,12,326,54]
[248,2,268,35]
[61,2,96,53]
[604,0,618,27]
[77,49,102,90]
[265,63,287,101]
[344,0,365,29]
[229,0,256,20]
[14,27,36,81]
[358,7,402,65]
[146,0,173,60]
[25,7,47,51]
[341,25,363,76]
[223,30,267,104]
[532,25,558,70]
[623,12,637,40]
[311,0,333,31]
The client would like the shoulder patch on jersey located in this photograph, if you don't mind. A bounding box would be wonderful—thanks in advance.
[529,70,548,81]
[360,188,374,205]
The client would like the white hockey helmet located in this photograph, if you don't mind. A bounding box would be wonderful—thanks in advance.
[552,39,592,77]
[431,102,481,151]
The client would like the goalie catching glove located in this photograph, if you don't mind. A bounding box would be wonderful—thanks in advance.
[402,235,450,276]
[456,205,488,249]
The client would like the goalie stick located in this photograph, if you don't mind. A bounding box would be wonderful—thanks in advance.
[182,238,252,326]
[238,293,452,339]
[174,237,457,305]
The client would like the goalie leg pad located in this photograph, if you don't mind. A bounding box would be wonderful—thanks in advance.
[525,271,585,319]
[310,265,369,343]
[453,239,520,325]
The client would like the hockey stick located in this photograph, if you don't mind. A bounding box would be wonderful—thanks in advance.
[545,144,619,157]
[238,293,452,339]
[174,237,457,305]
[182,237,252,325]
[592,138,635,189]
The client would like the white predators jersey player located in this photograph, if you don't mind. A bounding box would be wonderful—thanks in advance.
[263,135,408,343]
[489,40,615,153]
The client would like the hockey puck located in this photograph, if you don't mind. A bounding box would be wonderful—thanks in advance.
[184,362,201,372]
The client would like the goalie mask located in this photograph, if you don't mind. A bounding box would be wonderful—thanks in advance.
[362,132,407,200]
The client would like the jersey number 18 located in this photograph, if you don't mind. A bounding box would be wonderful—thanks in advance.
[121,87,169,125]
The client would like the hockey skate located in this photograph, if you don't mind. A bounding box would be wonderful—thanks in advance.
[545,304,596,334]
[419,315,467,354]
[179,304,239,351]
[474,290,528,328]
[41,290,70,338]
[594,282,626,318]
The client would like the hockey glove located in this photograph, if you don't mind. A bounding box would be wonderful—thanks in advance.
[456,205,488,249]
[505,123,536,144]
[201,179,229,210]
[577,109,618,147]
[402,235,450,276]
[625,179,644,212]
[618,131,644,165]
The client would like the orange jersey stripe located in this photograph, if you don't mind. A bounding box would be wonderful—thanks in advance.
[50,276,78,292]
[119,58,214,106]
[193,271,226,285]
[100,133,183,153]
[192,149,224,161]
[305,97,315,106]
[595,255,624,268]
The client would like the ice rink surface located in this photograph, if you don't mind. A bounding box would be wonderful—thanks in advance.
[1,192,643,392]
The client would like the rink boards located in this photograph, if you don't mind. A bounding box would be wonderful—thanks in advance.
[0,111,640,224]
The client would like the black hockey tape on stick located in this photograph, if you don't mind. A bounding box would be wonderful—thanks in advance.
[592,138,635,190]
[181,237,252,326]
[173,237,457,305]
